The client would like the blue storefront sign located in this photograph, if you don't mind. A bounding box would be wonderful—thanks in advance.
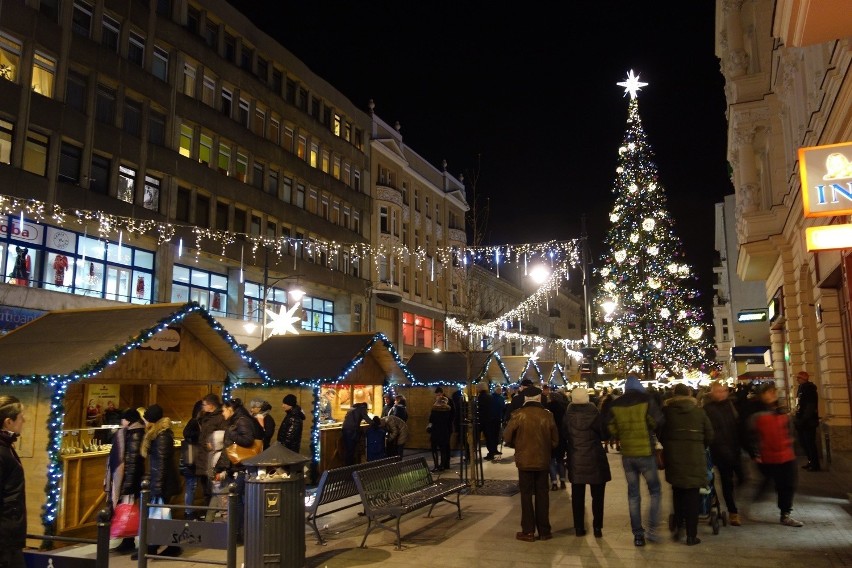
[0,305,46,333]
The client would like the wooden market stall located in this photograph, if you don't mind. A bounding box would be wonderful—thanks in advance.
[0,302,264,542]
[538,361,567,387]
[404,351,511,449]
[242,332,413,481]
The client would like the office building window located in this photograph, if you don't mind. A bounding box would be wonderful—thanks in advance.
[253,107,265,137]
[196,194,210,227]
[380,206,389,234]
[148,110,166,145]
[272,69,282,94]
[202,74,216,106]
[65,70,86,111]
[204,21,217,48]
[240,46,253,72]
[128,32,145,66]
[223,33,236,63]
[186,6,200,34]
[233,207,246,234]
[353,169,361,192]
[333,114,341,137]
[257,57,268,81]
[309,142,317,167]
[239,97,250,128]
[236,151,248,182]
[198,132,212,165]
[57,141,81,183]
[72,0,93,37]
[266,169,278,195]
[333,156,341,180]
[0,34,19,83]
[217,142,231,175]
[268,117,280,144]
[89,154,110,194]
[143,174,160,211]
[183,62,196,97]
[297,135,306,160]
[215,201,228,231]
[283,127,294,153]
[179,123,193,158]
[295,184,305,209]
[117,164,135,204]
[22,131,48,176]
[282,176,292,203]
[321,149,330,174]
[156,0,171,17]
[95,85,115,124]
[123,98,142,136]
[102,14,120,52]
[39,0,59,21]
[285,79,295,104]
[352,211,360,234]
[252,161,264,189]
[221,87,232,117]
[152,45,169,81]
[0,119,15,164]
[31,52,55,97]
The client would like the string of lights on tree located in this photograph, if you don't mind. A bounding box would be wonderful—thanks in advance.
[593,71,715,379]
[0,193,579,274]
[0,302,268,534]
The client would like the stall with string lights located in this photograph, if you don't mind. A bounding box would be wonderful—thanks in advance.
[236,332,414,481]
[0,302,264,542]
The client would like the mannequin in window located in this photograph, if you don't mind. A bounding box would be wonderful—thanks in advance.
[10,246,30,286]
[136,275,145,299]
[53,254,69,286]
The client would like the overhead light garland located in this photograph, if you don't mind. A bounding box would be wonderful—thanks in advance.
[0,193,580,274]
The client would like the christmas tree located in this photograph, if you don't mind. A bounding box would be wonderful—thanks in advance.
[593,71,714,380]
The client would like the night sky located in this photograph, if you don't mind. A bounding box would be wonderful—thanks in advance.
[227,1,734,317]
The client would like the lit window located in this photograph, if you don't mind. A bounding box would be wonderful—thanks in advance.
[321,149,330,173]
[297,135,306,160]
[0,119,14,164]
[199,132,213,164]
[23,130,48,176]
[179,123,193,158]
[144,174,160,211]
[309,142,318,168]
[0,34,21,83]
[30,52,55,97]
[333,156,341,179]
[217,142,231,175]
[183,62,196,96]
[333,114,341,137]
[118,165,136,203]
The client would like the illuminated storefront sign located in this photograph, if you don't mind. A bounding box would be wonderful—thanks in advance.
[737,309,768,323]
[799,141,852,217]
[805,224,852,251]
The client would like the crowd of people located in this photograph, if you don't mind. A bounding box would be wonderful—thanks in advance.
[499,373,818,546]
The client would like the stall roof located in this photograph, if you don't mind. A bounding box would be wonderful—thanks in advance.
[405,351,511,384]
[249,332,411,384]
[538,361,567,385]
[0,302,262,380]
[500,355,541,383]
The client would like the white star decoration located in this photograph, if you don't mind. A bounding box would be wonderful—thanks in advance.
[266,303,301,336]
[617,69,648,99]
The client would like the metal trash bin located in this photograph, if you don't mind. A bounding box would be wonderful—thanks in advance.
[242,443,311,568]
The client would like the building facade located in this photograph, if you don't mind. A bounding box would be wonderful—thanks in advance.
[0,0,372,345]
[716,0,851,448]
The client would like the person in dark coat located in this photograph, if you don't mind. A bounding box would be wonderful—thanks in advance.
[477,383,498,460]
[546,386,569,489]
[703,381,745,526]
[381,414,409,457]
[380,394,394,418]
[661,384,714,546]
[278,394,305,453]
[563,387,611,538]
[389,395,408,422]
[180,400,204,521]
[794,371,820,471]
[214,398,258,543]
[490,385,507,459]
[508,378,534,415]
[0,395,26,568]
[341,402,371,465]
[250,399,276,450]
[197,394,227,516]
[428,395,454,472]
[451,388,468,460]
[107,408,145,552]
[138,404,182,558]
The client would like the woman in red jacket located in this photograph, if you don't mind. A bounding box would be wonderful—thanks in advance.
[747,382,804,527]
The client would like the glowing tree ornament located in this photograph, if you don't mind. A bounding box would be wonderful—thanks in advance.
[593,71,714,379]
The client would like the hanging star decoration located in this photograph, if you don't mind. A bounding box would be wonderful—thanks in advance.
[266,303,301,336]
[617,69,648,99]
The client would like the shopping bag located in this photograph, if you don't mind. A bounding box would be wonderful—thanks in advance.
[225,439,263,464]
[149,497,172,520]
[110,496,140,538]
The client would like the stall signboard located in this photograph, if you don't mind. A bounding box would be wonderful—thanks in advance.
[138,326,181,351]
[84,384,119,427]
[799,141,852,217]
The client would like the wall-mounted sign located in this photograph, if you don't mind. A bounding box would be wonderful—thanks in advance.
[138,326,181,351]
[737,309,768,323]
[800,141,852,217]
[805,224,852,251]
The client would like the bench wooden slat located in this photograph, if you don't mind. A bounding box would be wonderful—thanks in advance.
[305,455,401,544]
[353,456,467,550]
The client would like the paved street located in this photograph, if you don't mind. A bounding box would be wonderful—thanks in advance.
[58,447,851,568]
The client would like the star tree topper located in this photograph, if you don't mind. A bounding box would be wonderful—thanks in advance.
[265,303,301,336]
[617,69,648,99]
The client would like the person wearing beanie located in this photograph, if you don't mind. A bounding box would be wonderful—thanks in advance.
[134,404,181,559]
[604,373,665,546]
[661,384,714,545]
[428,395,454,471]
[249,399,276,450]
[197,394,227,521]
[509,378,535,415]
[563,386,611,538]
[503,383,559,542]
[278,394,305,453]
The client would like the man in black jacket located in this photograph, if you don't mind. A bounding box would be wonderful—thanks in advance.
[795,371,820,472]
[278,394,305,453]
[703,381,745,526]
[0,395,26,568]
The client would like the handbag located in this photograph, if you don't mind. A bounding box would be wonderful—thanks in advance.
[149,496,172,520]
[110,496,140,538]
[225,439,263,464]
[653,435,665,470]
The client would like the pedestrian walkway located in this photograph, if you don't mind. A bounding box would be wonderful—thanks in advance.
[63,448,852,568]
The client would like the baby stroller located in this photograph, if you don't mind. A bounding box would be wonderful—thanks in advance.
[669,448,727,536]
